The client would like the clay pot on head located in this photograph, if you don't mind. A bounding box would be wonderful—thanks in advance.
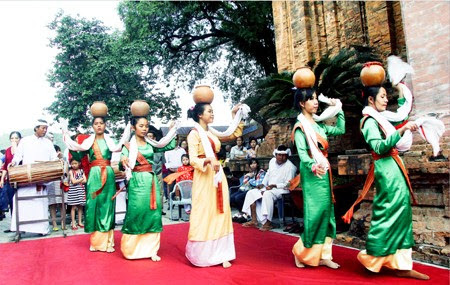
[292,67,316,89]
[193,85,214,104]
[90,101,108,117]
[360,62,385,87]
[130,100,150,117]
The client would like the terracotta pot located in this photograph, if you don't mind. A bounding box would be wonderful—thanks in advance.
[292,67,315,88]
[130,100,150,117]
[360,62,385,87]
[193,85,214,104]
[90,101,108,117]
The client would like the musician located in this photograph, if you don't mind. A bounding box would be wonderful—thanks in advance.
[9,119,58,234]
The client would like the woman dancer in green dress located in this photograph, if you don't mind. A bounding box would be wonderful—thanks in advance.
[69,117,121,253]
[344,86,429,280]
[120,116,176,261]
[291,88,345,269]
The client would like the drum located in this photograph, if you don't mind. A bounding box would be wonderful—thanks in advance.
[111,161,126,180]
[9,160,64,185]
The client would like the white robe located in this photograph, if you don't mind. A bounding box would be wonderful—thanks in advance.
[242,158,297,224]
[10,135,58,234]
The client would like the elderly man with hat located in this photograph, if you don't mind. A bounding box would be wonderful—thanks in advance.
[242,145,297,231]
[9,119,58,235]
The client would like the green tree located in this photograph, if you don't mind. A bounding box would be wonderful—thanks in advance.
[118,1,276,103]
[47,12,180,132]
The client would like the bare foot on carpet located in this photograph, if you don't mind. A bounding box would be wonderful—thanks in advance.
[259,222,273,232]
[222,261,232,268]
[106,247,115,253]
[294,256,305,268]
[395,270,430,280]
[319,259,340,269]
[151,255,161,262]
[242,221,258,228]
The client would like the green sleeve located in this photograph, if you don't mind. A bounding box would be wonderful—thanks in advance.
[361,118,401,155]
[294,128,315,171]
[69,150,88,161]
[153,137,176,153]
[118,146,129,171]
[322,110,345,136]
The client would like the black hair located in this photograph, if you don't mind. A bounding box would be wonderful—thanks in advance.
[69,157,81,164]
[236,136,243,142]
[91,116,106,125]
[187,103,209,123]
[178,139,187,148]
[248,158,260,171]
[293,88,315,110]
[9,131,22,140]
[54,145,61,152]
[181,154,189,162]
[249,137,258,145]
[362,86,382,106]
[130,116,147,126]
[277,144,288,152]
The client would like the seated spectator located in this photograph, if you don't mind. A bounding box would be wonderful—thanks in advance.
[229,136,247,160]
[246,137,259,159]
[175,154,194,214]
[242,145,296,231]
[231,158,265,223]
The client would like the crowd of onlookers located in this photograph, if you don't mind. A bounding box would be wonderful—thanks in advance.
[0,130,273,235]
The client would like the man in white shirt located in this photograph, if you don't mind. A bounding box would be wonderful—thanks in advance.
[9,119,58,235]
[229,136,247,160]
[242,145,297,231]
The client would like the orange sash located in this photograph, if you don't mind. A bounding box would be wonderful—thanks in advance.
[164,169,193,185]
[90,140,111,199]
[290,122,335,203]
[342,117,417,224]
[123,143,157,210]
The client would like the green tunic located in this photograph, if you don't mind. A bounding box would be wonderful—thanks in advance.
[361,117,414,256]
[120,139,175,235]
[71,139,116,233]
[294,111,345,247]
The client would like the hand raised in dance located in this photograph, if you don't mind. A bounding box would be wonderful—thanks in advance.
[398,121,418,135]
[231,103,242,118]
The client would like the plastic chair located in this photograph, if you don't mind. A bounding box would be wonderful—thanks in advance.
[276,193,295,226]
[169,180,193,221]
[228,175,245,196]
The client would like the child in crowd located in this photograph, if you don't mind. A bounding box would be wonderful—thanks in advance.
[67,158,86,230]
[175,154,194,213]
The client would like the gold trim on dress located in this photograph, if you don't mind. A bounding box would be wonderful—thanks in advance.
[121,233,161,259]
[292,237,333,266]
[357,248,413,272]
[90,230,114,251]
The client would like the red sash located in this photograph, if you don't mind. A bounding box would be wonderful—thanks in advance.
[90,140,111,199]
[342,116,417,224]
[290,122,335,203]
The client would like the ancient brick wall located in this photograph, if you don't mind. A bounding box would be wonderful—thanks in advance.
[272,1,406,72]
[272,1,450,266]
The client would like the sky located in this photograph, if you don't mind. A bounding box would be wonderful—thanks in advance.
[0,1,232,136]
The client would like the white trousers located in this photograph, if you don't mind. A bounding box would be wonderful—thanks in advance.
[242,188,289,224]
[10,185,50,234]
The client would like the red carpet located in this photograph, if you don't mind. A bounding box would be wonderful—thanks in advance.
[0,223,447,285]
